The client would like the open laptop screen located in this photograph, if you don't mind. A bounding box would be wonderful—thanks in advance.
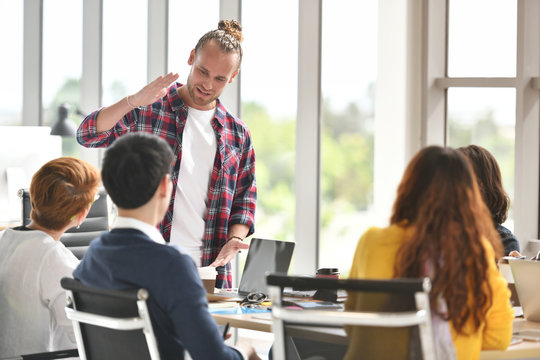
[509,259,540,322]
[238,238,295,296]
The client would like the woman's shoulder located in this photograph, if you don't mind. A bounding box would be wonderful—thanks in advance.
[355,224,409,258]
[1,229,78,279]
[349,224,408,279]
[496,223,517,239]
[360,223,409,243]
[40,239,78,268]
[2,227,55,247]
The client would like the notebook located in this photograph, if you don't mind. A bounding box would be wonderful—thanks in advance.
[212,238,295,299]
[508,259,540,321]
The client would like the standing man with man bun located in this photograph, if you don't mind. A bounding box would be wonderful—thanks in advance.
[77,20,256,288]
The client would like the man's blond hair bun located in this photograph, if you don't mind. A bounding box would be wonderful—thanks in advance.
[218,19,243,43]
[195,19,244,70]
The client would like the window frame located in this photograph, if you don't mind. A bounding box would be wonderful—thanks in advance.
[422,0,540,245]
[16,0,540,266]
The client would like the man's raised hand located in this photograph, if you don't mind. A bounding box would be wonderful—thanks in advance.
[129,72,180,108]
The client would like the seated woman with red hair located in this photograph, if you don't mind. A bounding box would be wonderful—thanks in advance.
[0,157,100,357]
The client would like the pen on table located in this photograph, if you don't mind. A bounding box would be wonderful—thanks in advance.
[222,322,230,340]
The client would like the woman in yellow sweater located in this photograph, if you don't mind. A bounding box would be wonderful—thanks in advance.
[345,146,513,360]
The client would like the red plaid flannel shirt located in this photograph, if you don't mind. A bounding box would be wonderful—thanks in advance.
[76,83,256,288]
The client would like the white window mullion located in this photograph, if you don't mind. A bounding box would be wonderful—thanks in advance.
[435,77,517,88]
[80,0,103,168]
[372,0,414,226]
[219,0,241,117]
[295,0,321,273]
[147,0,168,82]
[219,0,241,289]
[421,0,447,147]
[514,0,540,242]
[81,0,102,115]
[22,0,42,126]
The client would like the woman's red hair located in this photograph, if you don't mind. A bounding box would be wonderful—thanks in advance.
[391,146,503,334]
[30,157,100,231]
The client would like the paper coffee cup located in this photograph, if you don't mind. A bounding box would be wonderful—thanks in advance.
[316,268,339,279]
[197,266,217,294]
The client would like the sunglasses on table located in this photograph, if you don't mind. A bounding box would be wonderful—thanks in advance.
[240,292,268,307]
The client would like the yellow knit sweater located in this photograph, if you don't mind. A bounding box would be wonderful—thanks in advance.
[344,224,513,360]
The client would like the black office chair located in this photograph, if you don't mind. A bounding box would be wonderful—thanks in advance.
[18,188,109,259]
[266,274,438,360]
[60,277,160,360]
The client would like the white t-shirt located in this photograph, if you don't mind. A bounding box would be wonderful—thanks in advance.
[170,106,217,266]
[0,228,79,357]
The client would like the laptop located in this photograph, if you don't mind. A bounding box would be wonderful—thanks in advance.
[212,238,295,299]
[508,259,540,321]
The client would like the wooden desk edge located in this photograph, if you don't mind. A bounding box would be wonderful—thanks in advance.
[212,313,272,333]
[211,313,540,359]
[480,344,540,360]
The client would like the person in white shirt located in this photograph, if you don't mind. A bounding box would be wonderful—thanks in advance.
[0,157,100,357]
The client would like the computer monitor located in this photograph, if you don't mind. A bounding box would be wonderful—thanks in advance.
[0,126,62,225]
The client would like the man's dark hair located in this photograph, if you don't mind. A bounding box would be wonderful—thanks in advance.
[101,132,174,209]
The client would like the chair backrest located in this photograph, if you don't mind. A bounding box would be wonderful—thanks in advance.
[60,277,160,360]
[266,274,437,360]
[18,188,109,259]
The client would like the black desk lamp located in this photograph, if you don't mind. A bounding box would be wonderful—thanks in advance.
[50,103,77,137]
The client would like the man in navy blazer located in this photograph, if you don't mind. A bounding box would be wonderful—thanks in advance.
[73,132,258,360]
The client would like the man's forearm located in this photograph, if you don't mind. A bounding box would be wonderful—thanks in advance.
[95,73,179,133]
[96,97,134,133]
[228,224,250,241]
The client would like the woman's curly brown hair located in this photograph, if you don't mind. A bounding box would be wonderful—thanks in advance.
[391,146,503,334]
[457,144,510,224]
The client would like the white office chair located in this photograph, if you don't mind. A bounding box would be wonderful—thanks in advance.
[266,274,437,360]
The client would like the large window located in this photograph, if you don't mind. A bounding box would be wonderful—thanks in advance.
[447,88,516,223]
[446,0,517,229]
[0,1,23,125]
[447,0,516,77]
[168,0,218,82]
[237,3,298,352]
[43,0,83,156]
[102,0,147,105]
[320,0,378,276]
[9,0,540,278]
[241,0,298,244]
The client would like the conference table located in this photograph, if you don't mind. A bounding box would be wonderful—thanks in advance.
[210,305,540,359]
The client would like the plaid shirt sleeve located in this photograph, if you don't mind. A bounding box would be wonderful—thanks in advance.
[76,108,147,148]
[228,128,256,235]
